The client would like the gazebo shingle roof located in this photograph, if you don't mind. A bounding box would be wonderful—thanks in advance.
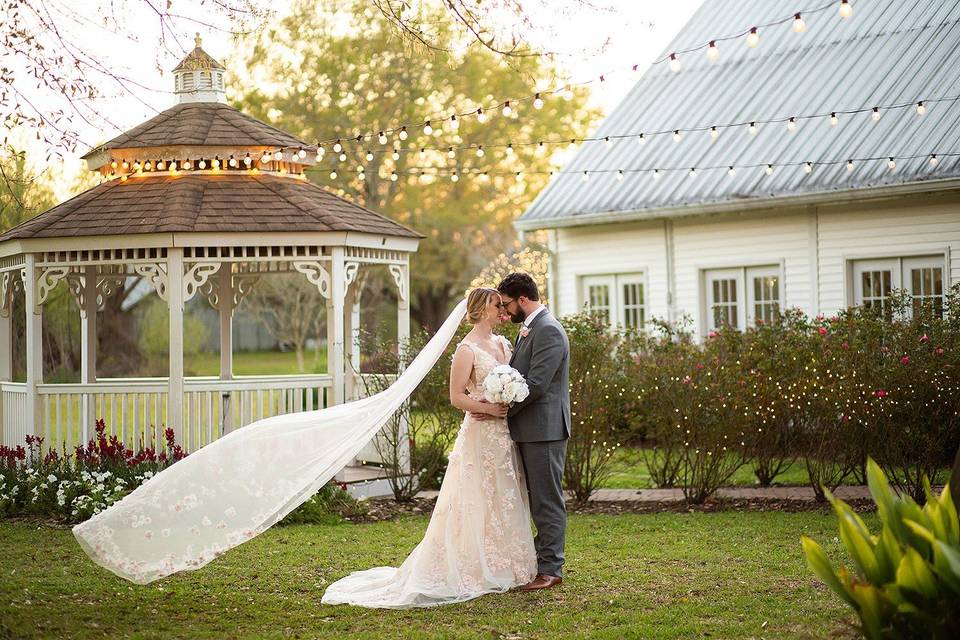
[0,173,422,240]
[81,102,315,158]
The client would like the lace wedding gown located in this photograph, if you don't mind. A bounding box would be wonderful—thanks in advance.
[321,335,537,608]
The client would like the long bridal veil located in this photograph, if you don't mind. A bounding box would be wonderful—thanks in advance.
[73,300,468,584]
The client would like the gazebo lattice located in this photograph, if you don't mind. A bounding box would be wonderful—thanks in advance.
[0,36,420,487]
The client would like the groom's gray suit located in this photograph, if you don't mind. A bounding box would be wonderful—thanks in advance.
[508,307,570,578]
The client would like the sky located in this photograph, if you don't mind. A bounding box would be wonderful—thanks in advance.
[12,0,703,198]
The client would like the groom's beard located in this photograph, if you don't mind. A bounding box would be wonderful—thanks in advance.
[509,308,526,324]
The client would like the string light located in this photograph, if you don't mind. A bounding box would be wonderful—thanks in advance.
[243,153,252,168]
[652,169,661,180]
[358,168,365,180]
[916,101,926,116]
[183,159,192,170]
[846,160,855,171]
[710,126,719,140]
[533,93,544,109]
[604,136,613,148]
[198,159,207,169]
[793,13,806,32]
[617,169,624,181]
[830,112,839,126]
[145,160,153,171]
[502,101,513,117]
[506,143,515,156]
[121,160,129,170]
[447,147,456,159]
[329,170,337,179]
[765,163,774,175]
[638,133,646,145]
[748,122,758,135]
[746,27,760,48]
[872,107,881,122]
[673,129,683,142]
[688,167,697,178]
[333,140,343,153]
[839,0,853,19]
[228,155,237,168]
[476,108,487,123]
[399,126,408,141]
[390,171,398,182]
[365,150,374,161]
[157,160,166,171]
[887,157,896,170]
[804,161,813,173]
[423,121,433,135]
[476,145,485,158]
[581,170,589,182]
[338,152,347,162]
[727,166,736,177]
[110,160,118,170]
[449,115,459,131]
[451,170,459,182]
[669,53,682,73]
[378,131,387,145]
[787,117,797,132]
[297,147,307,159]
[706,41,720,61]
[273,150,283,162]
[929,154,939,166]
[391,149,400,161]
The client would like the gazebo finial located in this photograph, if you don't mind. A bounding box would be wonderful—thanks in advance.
[195,32,202,47]
[172,32,227,104]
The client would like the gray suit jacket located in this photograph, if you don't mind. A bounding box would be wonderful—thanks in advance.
[507,308,571,442]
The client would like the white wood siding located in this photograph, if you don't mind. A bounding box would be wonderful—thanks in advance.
[554,220,668,321]
[549,191,960,336]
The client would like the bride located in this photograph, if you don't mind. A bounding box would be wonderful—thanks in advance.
[321,287,537,608]
[71,287,536,598]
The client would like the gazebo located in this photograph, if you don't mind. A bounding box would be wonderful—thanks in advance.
[0,36,420,489]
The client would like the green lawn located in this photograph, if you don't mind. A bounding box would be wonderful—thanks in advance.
[186,349,328,376]
[0,511,860,639]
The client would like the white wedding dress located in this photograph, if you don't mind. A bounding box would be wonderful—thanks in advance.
[321,335,537,608]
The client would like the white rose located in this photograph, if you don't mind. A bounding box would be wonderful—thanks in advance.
[499,373,512,385]
[506,381,526,399]
[486,376,503,393]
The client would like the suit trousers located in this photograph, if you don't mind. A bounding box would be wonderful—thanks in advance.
[516,439,567,577]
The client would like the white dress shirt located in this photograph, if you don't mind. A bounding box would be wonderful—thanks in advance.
[516,304,546,345]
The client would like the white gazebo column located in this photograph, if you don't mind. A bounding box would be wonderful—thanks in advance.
[167,248,185,444]
[0,273,12,444]
[327,248,346,406]
[343,268,365,401]
[80,266,98,441]
[391,262,411,353]
[218,262,233,434]
[23,255,42,439]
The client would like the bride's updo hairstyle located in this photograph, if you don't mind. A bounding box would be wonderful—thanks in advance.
[466,287,499,324]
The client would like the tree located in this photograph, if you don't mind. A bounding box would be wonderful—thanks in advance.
[232,1,599,329]
[241,275,327,373]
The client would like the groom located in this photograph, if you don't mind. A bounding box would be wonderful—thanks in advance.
[496,273,571,591]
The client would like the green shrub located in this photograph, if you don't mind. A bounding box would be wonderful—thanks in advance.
[278,482,367,525]
[802,459,960,639]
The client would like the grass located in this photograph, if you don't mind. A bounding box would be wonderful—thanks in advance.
[186,349,328,376]
[0,511,860,639]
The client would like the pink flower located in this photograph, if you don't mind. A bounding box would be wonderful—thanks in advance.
[519,327,530,338]
[707,331,718,339]
[818,327,827,336]
[900,356,910,365]
[695,363,704,370]
[829,316,838,322]
[935,347,945,356]
[816,313,824,321]
[920,333,930,343]
[682,376,692,385]
[874,390,888,398]
[841,414,850,422]
[841,341,849,350]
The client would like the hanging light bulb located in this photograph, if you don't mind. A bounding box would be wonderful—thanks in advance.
[651,169,661,180]
[839,0,853,19]
[423,121,433,135]
[887,157,896,170]
[537,141,546,154]
[399,126,408,141]
[533,93,544,109]
[157,160,166,171]
[765,164,774,176]
[673,129,683,142]
[419,148,426,159]
[121,160,129,170]
[748,122,758,135]
[706,41,719,61]
[688,167,697,178]
[259,151,269,164]
[476,145,485,158]
[480,171,490,182]
[581,171,589,182]
[228,155,237,168]
[617,170,624,181]
[333,139,343,153]
[338,152,347,162]
[563,85,574,100]
[329,170,337,179]
[390,171,398,182]
[604,136,613,148]
[451,171,459,183]
[297,147,307,160]
[476,107,487,123]
[929,154,939,167]
[787,117,797,132]
[638,133,646,145]
[391,150,400,161]
[804,162,813,174]
[669,53,681,73]
[358,168,366,181]
[793,13,806,32]
[449,115,459,131]
[378,131,388,145]
[145,160,153,171]
[710,126,719,140]
[244,153,252,168]
[120,173,128,182]
[365,150,374,161]
[502,101,512,117]
[198,159,207,170]
[273,150,283,162]
[110,159,118,170]
[830,112,839,127]
[183,159,192,170]
[505,143,515,156]
[872,107,881,122]
[916,101,926,116]
[746,27,760,48]
[846,160,855,172]
[133,161,141,171]
[212,157,221,170]
[727,166,736,177]
[447,147,456,159]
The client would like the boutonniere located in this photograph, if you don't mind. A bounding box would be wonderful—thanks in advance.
[519,327,530,338]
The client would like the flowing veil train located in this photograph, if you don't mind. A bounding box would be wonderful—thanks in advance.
[72,300,468,584]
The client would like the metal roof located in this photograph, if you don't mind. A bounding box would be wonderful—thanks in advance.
[518,0,960,230]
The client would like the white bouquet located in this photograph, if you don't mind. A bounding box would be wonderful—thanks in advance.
[482,364,530,405]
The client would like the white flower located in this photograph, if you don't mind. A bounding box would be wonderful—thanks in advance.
[486,376,503,393]
[499,373,512,385]
[46,474,57,483]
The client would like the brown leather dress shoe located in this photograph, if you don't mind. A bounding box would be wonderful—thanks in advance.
[519,573,563,591]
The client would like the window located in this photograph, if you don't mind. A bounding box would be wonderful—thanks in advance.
[852,256,945,317]
[181,72,195,91]
[581,273,646,329]
[704,265,782,332]
[199,70,212,89]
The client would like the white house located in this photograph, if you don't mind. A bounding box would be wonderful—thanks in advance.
[517,0,960,336]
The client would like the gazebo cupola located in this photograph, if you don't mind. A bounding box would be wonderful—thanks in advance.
[0,38,421,493]
[174,34,228,104]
